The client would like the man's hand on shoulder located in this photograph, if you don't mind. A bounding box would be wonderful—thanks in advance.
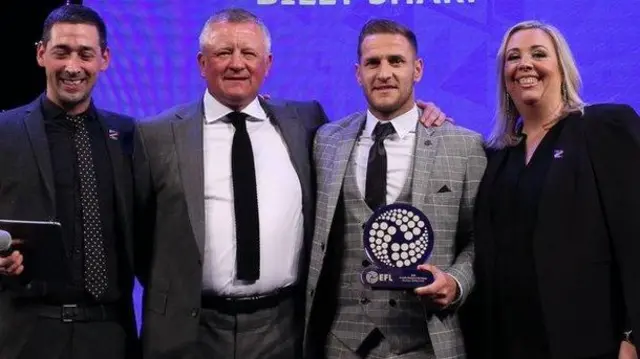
[416,100,453,127]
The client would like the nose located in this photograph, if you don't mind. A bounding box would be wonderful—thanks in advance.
[229,51,245,71]
[516,54,533,71]
[377,61,393,81]
[63,54,83,77]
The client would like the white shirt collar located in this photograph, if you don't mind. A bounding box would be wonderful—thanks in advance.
[364,104,419,139]
[203,90,268,124]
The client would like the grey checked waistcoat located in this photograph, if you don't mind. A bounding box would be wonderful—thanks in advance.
[328,146,432,356]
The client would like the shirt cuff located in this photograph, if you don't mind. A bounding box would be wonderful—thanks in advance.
[447,273,463,306]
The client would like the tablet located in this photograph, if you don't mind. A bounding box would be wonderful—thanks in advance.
[0,219,69,283]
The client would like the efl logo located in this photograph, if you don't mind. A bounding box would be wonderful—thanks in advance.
[365,271,394,284]
[258,0,475,5]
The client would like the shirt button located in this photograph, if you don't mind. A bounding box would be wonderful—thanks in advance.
[320,243,325,251]
[309,289,315,297]
[361,259,371,267]
[388,299,397,307]
[360,297,370,305]
[190,308,199,317]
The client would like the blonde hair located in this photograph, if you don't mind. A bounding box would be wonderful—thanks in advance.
[487,20,585,149]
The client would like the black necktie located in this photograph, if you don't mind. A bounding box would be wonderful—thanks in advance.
[229,112,260,281]
[68,114,108,299]
[365,122,396,211]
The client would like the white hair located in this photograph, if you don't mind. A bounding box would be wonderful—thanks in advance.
[198,8,272,53]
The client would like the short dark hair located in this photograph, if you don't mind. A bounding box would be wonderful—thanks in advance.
[357,19,418,60]
[41,4,108,51]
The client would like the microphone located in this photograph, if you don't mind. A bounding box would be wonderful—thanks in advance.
[0,230,12,252]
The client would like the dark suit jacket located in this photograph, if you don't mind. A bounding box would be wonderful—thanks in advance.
[471,104,640,358]
[134,97,328,358]
[0,96,140,359]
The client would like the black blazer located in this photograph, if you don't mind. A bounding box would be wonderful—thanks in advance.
[134,98,328,358]
[0,96,140,358]
[472,104,640,358]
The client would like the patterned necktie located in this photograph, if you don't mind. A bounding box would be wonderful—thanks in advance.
[228,112,260,281]
[67,114,108,299]
[365,122,396,211]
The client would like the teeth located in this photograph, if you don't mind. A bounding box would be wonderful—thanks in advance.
[62,79,82,85]
[518,77,538,85]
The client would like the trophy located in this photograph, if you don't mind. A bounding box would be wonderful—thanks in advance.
[360,203,435,289]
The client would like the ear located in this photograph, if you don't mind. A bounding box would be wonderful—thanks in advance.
[36,41,46,68]
[100,47,111,71]
[413,57,424,83]
[197,52,207,78]
[355,62,363,86]
[264,53,273,77]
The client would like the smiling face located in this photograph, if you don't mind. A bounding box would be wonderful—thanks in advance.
[503,28,563,110]
[197,20,272,110]
[37,23,109,114]
[356,33,423,120]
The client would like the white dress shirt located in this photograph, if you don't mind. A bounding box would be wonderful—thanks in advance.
[354,105,419,201]
[201,91,303,296]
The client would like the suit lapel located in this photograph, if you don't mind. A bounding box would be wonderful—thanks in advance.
[321,115,365,240]
[98,111,134,266]
[533,116,580,273]
[482,149,507,195]
[22,98,55,215]
[474,147,506,276]
[476,148,507,230]
[410,124,438,207]
[260,99,310,205]
[172,102,206,257]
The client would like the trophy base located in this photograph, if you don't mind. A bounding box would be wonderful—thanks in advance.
[360,268,435,290]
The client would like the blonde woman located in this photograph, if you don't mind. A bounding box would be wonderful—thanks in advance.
[471,21,640,359]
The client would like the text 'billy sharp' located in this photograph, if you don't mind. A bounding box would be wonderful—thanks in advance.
[258,0,476,5]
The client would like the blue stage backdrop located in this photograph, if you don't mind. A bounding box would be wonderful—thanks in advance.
[85,0,640,325]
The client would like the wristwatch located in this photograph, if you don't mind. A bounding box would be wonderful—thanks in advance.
[623,330,634,343]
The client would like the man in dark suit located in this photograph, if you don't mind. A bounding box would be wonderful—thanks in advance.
[0,5,141,359]
[134,8,328,359]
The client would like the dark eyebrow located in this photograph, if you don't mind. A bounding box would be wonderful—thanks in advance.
[363,55,381,64]
[50,44,97,53]
[386,54,406,61]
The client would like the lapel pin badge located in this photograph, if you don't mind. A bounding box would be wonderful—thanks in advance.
[108,129,120,140]
[553,149,564,159]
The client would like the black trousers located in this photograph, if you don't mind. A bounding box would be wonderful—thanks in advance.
[17,318,134,359]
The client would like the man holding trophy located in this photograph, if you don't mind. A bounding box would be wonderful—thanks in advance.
[304,19,486,359]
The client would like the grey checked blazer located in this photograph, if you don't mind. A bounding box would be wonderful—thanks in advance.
[304,111,487,359]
